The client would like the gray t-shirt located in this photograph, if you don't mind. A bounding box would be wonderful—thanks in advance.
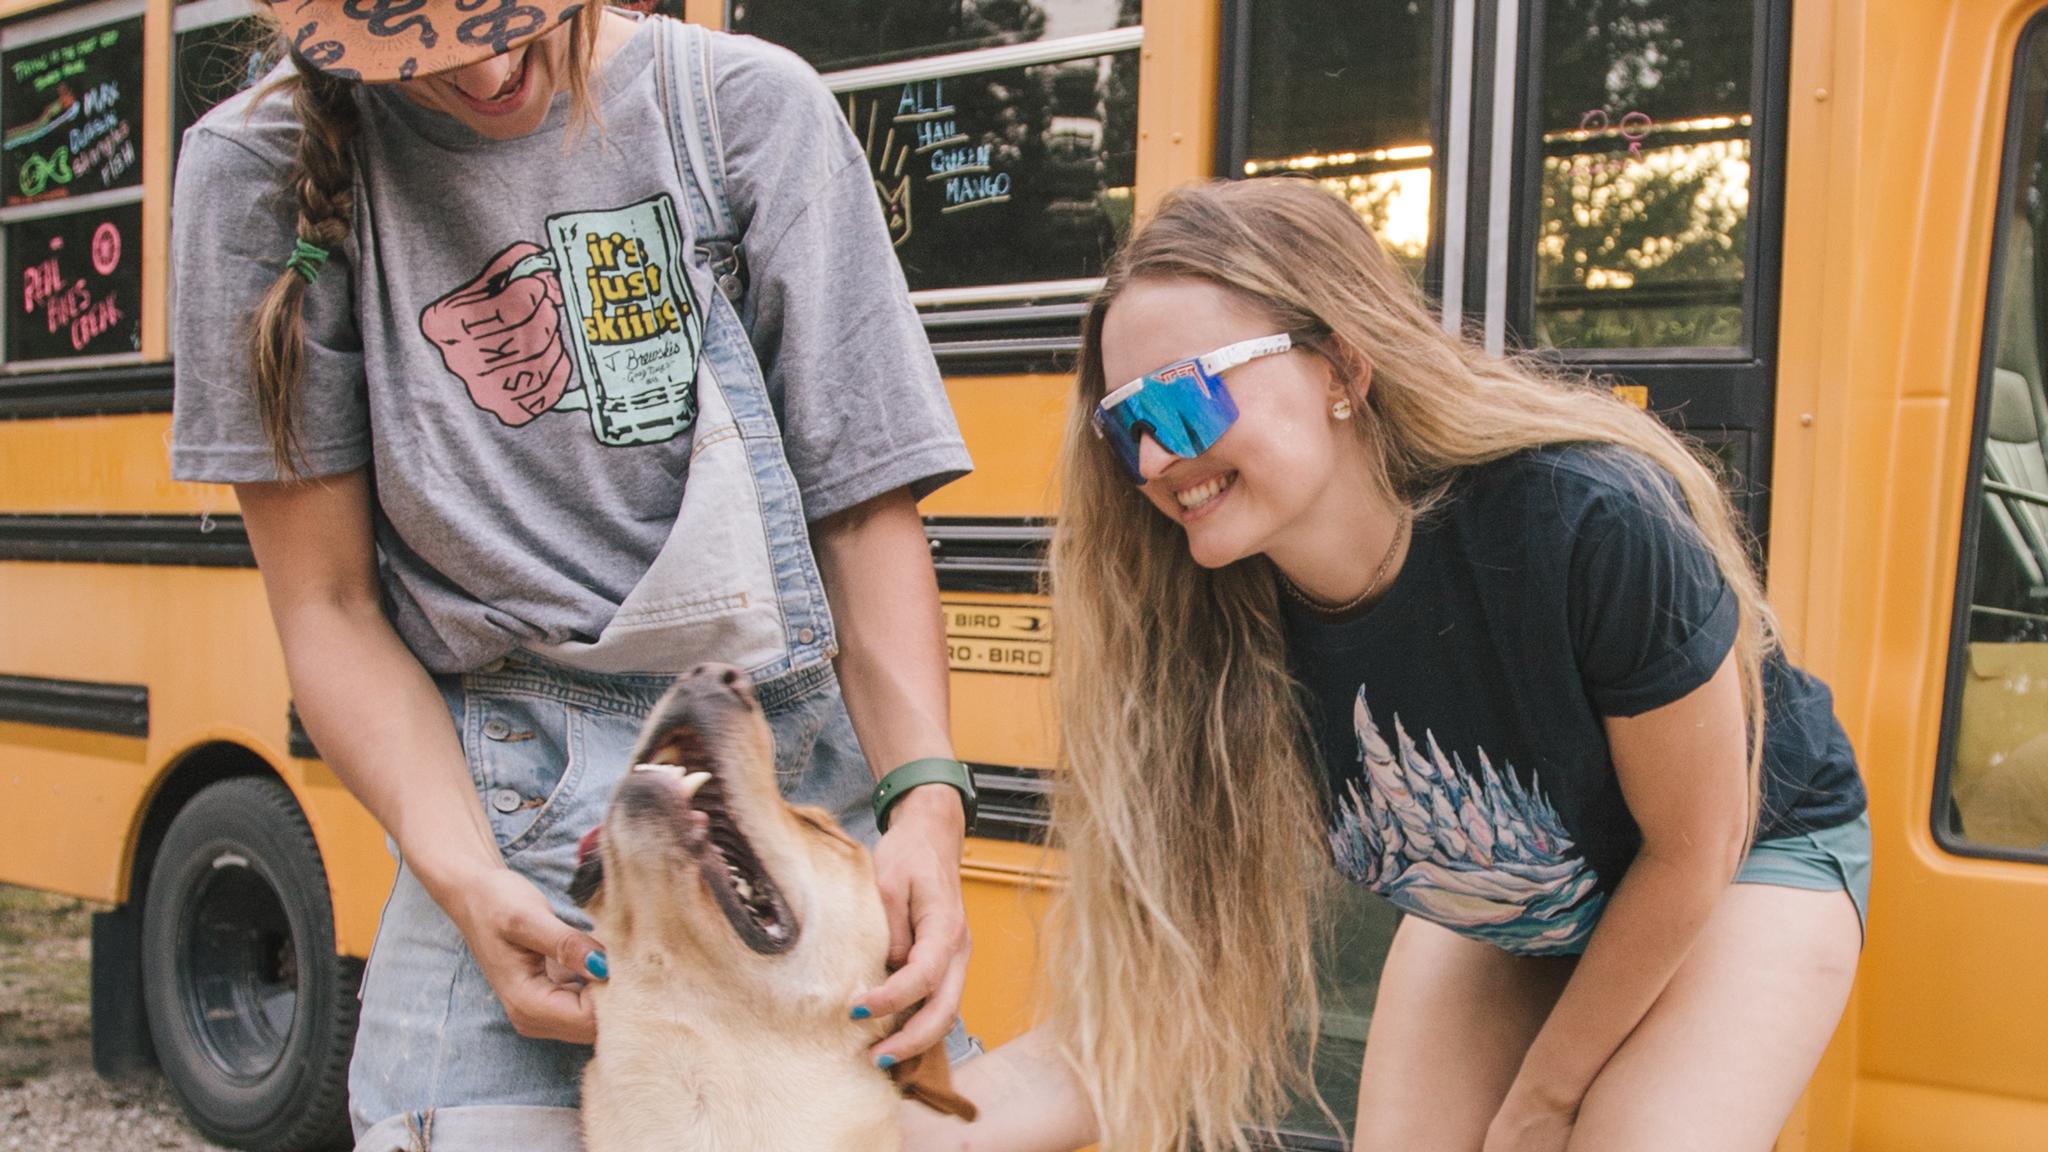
[170,20,970,672]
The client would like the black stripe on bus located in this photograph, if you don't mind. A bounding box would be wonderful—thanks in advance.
[0,364,173,420]
[925,517,1049,594]
[0,514,253,567]
[921,300,1085,376]
[1,515,1048,589]
[285,704,320,760]
[0,673,148,737]
[970,762,1052,845]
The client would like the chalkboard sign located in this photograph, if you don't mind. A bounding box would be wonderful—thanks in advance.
[6,202,143,362]
[841,50,1138,292]
[2,15,146,206]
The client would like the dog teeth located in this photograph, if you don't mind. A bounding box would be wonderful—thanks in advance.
[678,771,712,799]
[632,762,683,777]
[734,876,753,901]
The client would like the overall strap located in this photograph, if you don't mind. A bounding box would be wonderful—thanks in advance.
[656,17,746,303]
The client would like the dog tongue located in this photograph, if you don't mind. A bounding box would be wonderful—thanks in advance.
[576,824,603,865]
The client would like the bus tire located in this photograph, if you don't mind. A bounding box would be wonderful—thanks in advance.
[140,776,359,1151]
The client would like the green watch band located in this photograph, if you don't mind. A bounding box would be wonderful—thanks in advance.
[873,757,977,835]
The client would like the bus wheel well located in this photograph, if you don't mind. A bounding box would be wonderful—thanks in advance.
[90,742,279,1082]
[129,742,278,905]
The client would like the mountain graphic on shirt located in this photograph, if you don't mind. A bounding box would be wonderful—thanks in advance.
[1327,688,1606,955]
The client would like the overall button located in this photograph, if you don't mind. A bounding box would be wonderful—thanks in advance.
[489,788,524,815]
[798,627,816,644]
[483,718,512,740]
[479,658,507,674]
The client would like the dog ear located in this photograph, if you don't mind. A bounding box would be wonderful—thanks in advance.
[889,1047,978,1122]
[569,825,606,907]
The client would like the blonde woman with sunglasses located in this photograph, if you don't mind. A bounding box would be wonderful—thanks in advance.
[904,178,1869,1152]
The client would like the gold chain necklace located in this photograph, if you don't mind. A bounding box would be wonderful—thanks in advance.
[1279,512,1410,616]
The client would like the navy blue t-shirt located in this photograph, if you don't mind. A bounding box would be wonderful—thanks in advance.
[1285,446,1865,957]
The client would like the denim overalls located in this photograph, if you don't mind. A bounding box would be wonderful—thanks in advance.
[349,19,968,1148]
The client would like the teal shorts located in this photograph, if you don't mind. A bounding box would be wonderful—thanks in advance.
[1733,810,1872,943]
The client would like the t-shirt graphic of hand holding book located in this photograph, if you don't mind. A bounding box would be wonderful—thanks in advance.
[420,194,703,447]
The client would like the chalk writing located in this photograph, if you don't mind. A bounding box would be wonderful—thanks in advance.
[849,94,914,246]
[90,221,119,276]
[928,143,992,180]
[941,172,1011,213]
[17,146,70,196]
[1568,108,1657,180]
[72,119,133,187]
[3,16,142,204]
[6,203,141,362]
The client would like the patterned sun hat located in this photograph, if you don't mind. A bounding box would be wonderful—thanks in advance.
[269,0,588,83]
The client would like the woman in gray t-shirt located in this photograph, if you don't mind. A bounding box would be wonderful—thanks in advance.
[171,3,975,1144]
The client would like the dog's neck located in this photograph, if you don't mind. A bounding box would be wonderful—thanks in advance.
[581,977,900,1152]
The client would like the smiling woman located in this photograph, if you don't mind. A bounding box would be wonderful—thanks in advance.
[162,2,979,1149]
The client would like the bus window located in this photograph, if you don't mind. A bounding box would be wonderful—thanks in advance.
[1532,0,1756,350]
[832,48,1138,293]
[0,0,147,368]
[173,1,270,167]
[731,0,1135,74]
[1940,25,2048,859]
[1235,0,1435,283]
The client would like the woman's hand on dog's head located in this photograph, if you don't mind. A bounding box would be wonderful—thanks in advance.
[446,865,609,1045]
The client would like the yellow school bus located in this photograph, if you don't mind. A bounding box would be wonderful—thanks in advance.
[1,0,2044,1147]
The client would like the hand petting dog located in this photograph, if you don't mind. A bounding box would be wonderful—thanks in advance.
[858,784,973,1068]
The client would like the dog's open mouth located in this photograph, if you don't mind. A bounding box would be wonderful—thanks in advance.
[634,740,800,956]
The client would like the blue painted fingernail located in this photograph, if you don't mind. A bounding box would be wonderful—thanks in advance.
[849,1005,871,1020]
[586,951,609,981]
[876,1054,897,1070]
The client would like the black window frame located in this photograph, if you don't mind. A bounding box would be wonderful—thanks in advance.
[1931,9,2048,868]
[1214,0,1452,306]
[1509,0,1796,549]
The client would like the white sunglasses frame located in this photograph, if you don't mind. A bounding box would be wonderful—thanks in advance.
[1097,333,1296,411]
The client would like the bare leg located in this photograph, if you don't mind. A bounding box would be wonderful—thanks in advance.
[1354,917,1576,1152]
[1567,884,1860,1152]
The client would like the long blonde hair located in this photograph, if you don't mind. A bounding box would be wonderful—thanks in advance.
[1045,177,1775,1150]
[246,3,607,478]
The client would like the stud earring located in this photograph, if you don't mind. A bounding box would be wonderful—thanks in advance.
[1332,398,1354,421]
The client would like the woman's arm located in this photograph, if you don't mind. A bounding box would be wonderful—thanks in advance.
[237,471,605,1043]
[1485,653,1750,1150]
[900,1026,1099,1152]
[810,486,972,1064]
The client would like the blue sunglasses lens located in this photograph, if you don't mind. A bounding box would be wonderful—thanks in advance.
[1096,363,1240,481]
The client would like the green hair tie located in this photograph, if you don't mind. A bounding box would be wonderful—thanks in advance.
[285,238,330,283]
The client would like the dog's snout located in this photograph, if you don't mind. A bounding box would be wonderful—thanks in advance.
[676,663,755,705]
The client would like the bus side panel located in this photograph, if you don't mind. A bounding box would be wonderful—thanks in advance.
[927,376,1071,519]
[0,560,395,956]
[0,720,150,902]
[1775,0,2048,1139]
[0,415,209,514]
[958,841,1060,1050]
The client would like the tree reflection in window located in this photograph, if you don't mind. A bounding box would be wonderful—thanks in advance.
[1242,0,1435,283]
[1535,0,1755,350]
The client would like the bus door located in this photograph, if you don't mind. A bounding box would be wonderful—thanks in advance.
[1216,0,1791,1142]
[1854,6,2048,1148]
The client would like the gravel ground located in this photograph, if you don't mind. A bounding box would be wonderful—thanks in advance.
[0,886,229,1152]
